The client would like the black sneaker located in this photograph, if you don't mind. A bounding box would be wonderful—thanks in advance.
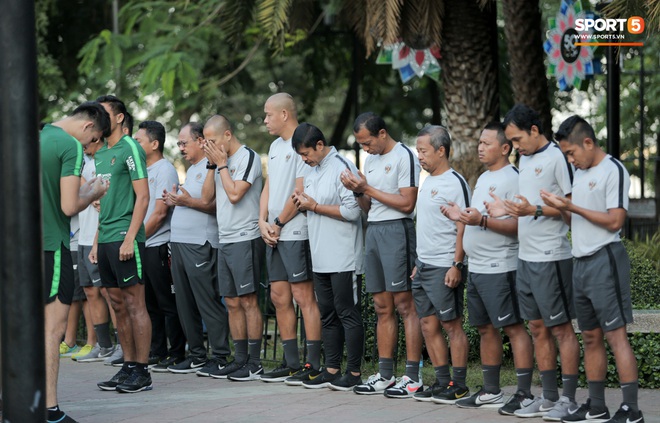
[499,389,534,416]
[196,356,227,377]
[152,356,185,373]
[168,356,207,374]
[227,362,264,381]
[604,404,644,423]
[147,355,163,367]
[413,382,444,402]
[302,369,341,389]
[97,368,131,391]
[431,380,470,404]
[328,372,363,391]
[209,360,245,379]
[284,362,321,386]
[455,387,504,409]
[260,362,301,383]
[116,371,153,393]
[562,399,610,422]
[110,356,125,367]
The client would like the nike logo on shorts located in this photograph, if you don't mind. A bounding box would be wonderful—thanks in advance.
[549,312,563,320]
[196,261,208,268]
[123,275,135,283]
[391,280,405,287]
[440,308,453,315]
[240,283,252,289]
[92,278,101,283]
[292,271,306,278]
[497,314,511,322]
[605,317,619,326]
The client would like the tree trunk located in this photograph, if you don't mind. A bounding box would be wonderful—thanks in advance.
[501,0,553,139]
[441,0,499,187]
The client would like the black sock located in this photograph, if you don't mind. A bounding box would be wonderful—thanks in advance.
[306,340,322,370]
[404,360,420,382]
[282,339,300,370]
[452,366,467,387]
[621,380,639,412]
[515,367,534,397]
[482,364,501,393]
[588,380,607,408]
[94,322,113,348]
[378,357,394,380]
[540,369,559,402]
[234,339,248,364]
[434,365,451,387]
[248,338,262,363]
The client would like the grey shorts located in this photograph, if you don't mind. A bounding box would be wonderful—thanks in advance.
[266,240,313,283]
[218,238,266,297]
[78,245,102,288]
[412,260,465,321]
[516,258,574,327]
[365,219,416,293]
[467,271,521,328]
[573,242,633,332]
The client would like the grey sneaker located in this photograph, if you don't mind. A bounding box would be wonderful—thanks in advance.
[75,344,102,362]
[514,396,555,418]
[98,345,116,359]
[104,345,123,366]
[543,395,578,421]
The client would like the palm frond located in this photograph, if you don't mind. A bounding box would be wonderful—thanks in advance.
[257,0,294,50]
[400,0,443,48]
[218,0,258,46]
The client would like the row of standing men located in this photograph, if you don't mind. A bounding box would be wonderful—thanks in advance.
[41,94,643,423]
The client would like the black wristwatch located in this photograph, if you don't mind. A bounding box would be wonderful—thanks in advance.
[206,162,217,170]
[353,192,364,198]
[534,205,543,220]
[452,261,465,271]
[274,217,285,228]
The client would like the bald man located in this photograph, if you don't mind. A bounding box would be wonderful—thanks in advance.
[201,115,265,380]
[259,93,323,383]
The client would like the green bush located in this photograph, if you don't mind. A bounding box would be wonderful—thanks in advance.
[624,237,660,309]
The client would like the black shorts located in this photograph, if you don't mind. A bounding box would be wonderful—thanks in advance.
[266,240,313,283]
[44,244,74,305]
[98,240,146,288]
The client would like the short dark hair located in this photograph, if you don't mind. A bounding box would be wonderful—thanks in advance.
[503,104,544,135]
[96,95,128,125]
[417,125,451,156]
[555,115,597,146]
[72,101,111,138]
[483,121,511,151]
[122,111,134,136]
[187,122,204,141]
[292,123,327,152]
[138,120,166,153]
[353,112,387,136]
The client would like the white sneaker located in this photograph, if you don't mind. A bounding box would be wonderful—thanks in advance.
[353,373,395,395]
[384,375,424,399]
[514,396,555,418]
[543,395,578,421]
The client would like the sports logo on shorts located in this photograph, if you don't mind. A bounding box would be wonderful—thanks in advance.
[430,188,438,198]
[534,166,543,176]
[589,180,597,191]
[286,152,292,162]
[384,164,392,174]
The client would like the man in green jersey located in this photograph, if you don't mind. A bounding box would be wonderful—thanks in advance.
[91,95,152,394]
[42,101,111,423]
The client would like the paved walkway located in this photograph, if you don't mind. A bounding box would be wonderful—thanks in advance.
[56,359,660,423]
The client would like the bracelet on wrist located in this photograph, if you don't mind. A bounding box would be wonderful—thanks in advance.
[217,165,228,172]
[206,163,217,170]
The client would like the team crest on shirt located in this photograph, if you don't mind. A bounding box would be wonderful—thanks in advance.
[149,177,155,185]
[110,156,116,166]
[196,173,202,181]
[431,188,438,198]
[286,153,292,162]
[230,167,236,176]
[534,166,543,176]
[384,164,392,174]
[489,185,497,193]
[589,180,597,191]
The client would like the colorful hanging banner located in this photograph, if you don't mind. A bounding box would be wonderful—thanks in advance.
[376,42,441,83]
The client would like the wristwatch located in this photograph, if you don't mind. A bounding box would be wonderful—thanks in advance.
[274,217,285,228]
[534,205,543,220]
[452,261,465,271]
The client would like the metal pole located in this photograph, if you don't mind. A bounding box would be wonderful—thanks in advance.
[639,47,645,199]
[606,46,621,160]
[0,0,45,422]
